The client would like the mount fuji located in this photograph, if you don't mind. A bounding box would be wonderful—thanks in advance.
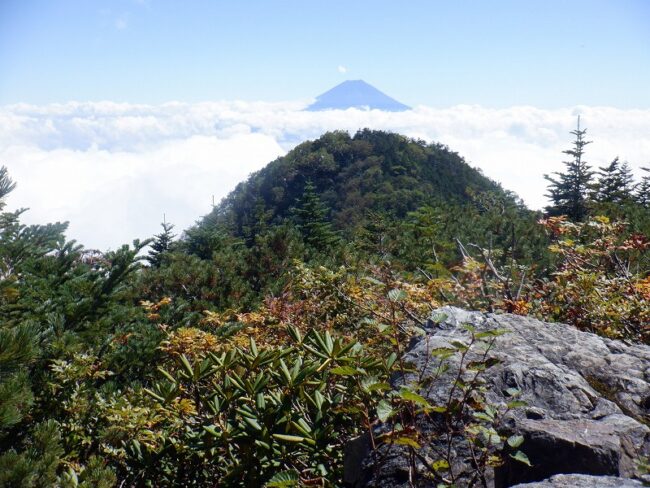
[306,80,410,111]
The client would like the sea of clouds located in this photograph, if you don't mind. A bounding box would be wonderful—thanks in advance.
[1,101,649,250]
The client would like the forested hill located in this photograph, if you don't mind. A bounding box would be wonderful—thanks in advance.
[1,124,648,487]
[203,130,514,237]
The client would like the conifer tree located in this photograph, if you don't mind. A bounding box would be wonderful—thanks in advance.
[544,118,594,221]
[594,158,636,204]
[147,220,175,268]
[0,167,37,433]
[291,180,339,252]
[242,199,272,247]
[0,167,15,210]
[637,167,650,208]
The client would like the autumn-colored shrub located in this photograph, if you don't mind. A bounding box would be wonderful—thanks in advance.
[534,216,649,342]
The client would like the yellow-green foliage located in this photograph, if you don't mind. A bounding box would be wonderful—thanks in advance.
[536,216,649,342]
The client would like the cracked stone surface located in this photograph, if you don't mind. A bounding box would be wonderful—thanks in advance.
[344,307,650,487]
[511,473,645,487]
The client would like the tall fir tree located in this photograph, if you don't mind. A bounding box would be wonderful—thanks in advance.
[544,118,595,221]
[291,180,339,252]
[147,220,175,268]
[594,157,636,204]
[636,167,650,208]
[0,167,39,433]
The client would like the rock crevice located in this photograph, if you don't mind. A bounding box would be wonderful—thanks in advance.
[345,307,650,487]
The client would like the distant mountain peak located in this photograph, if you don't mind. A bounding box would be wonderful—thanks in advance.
[306,80,410,112]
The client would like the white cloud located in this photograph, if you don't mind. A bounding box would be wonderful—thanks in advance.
[338,65,348,74]
[1,101,649,250]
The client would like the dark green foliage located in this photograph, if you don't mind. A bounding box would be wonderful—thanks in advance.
[60,456,117,488]
[0,420,63,487]
[0,326,37,430]
[588,160,650,241]
[545,119,594,221]
[245,221,305,294]
[0,169,40,434]
[201,130,508,240]
[140,330,390,486]
[147,221,175,268]
[0,128,646,486]
[637,167,650,208]
[594,157,636,204]
[0,165,153,484]
[180,130,541,292]
[291,180,339,253]
[139,251,252,316]
[354,191,549,283]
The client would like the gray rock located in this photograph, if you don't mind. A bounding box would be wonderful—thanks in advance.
[511,473,645,487]
[345,307,650,487]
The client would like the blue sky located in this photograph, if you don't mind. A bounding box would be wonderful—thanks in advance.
[1,0,649,107]
[1,1,650,249]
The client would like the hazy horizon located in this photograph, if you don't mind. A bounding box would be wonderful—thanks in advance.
[2,97,649,249]
[1,0,649,249]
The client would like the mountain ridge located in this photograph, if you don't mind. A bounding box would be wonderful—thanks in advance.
[200,129,513,238]
[306,80,410,112]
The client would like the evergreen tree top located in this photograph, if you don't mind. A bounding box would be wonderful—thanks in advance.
[147,220,176,268]
[544,118,595,221]
[595,157,636,204]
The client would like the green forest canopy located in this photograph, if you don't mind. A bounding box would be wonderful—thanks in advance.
[0,128,648,486]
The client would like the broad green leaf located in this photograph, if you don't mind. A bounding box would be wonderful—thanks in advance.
[314,390,325,410]
[367,382,390,392]
[450,340,469,352]
[279,359,292,384]
[388,288,407,302]
[377,323,392,334]
[376,400,394,423]
[143,388,164,402]
[203,425,220,437]
[265,469,299,487]
[363,276,385,286]
[324,331,334,355]
[485,405,497,418]
[475,328,510,338]
[393,436,421,449]
[431,459,450,471]
[429,312,448,324]
[473,412,493,422]
[507,435,524,448]
[430,347,455,359]
[272,434,306,443]
[243,417,262,431]
[330,366,358,376]
[386,352,397,369]
[467,361,487,371]
[507,400,527,409]
[256,393,266,409]
[510,450,532,466]
[505,387,522,397]
[398,388,430,407]
[179,354,194,378]
[287,325,302,343]
[157,367,177,384]
[255,440,270,450]
[294,418,312,434]
[485,432,502,445]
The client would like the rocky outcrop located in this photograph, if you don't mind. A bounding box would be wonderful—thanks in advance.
[511,474,645,487]
[345,307,650,487]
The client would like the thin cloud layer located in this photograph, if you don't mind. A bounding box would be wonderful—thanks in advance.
[1,101,648,250]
